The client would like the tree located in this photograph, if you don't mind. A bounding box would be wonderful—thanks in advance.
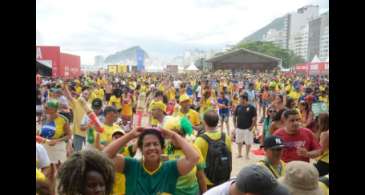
[233,41,305,68]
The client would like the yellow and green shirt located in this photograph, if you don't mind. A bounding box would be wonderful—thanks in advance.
[257,159,286,179]
[174,109,201,127]
[40,114,68,139]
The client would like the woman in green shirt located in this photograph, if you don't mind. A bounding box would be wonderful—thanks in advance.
[103,127,200,195]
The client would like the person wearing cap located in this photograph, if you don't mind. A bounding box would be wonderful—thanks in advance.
[273,109,322,163]
[204,164,289,195]
[39,100,72,163]
[98,106,125,149]
[163,116,208,195]
[174,94,204,134]
[103,126,200,195]
[278,161,326,195]
[257,136,286,179]
[148,91,165,126]
[63,83,91,152]
[149,100,167,127]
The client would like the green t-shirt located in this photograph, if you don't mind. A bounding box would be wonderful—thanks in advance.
[124,157,180,195]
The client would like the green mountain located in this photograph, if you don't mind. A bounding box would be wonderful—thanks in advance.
[239,16,285,44]
[104,46,149,64]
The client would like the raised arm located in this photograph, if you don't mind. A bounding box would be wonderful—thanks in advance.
[161,128,199,176]
[103,127,143,172]
[62,83,75,102]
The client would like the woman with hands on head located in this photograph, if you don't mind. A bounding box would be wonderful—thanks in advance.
[103,126,200,195]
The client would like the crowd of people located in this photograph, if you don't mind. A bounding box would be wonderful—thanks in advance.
[36,69,329,195]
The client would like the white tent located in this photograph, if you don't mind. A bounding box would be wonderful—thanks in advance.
[311,55,322,63]
[186,63,199,71]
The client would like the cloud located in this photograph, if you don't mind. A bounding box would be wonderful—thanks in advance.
[37,0,328,64]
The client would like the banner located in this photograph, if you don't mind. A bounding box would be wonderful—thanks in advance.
[118,64,127,73]
[136,48,144,72]
[311,102,328,117]
[108,65,118,74]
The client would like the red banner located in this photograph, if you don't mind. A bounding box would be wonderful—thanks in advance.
[60,53,81,79]
[36,46,61,78]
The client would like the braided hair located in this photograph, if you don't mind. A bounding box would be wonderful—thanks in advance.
[57,149,115,195]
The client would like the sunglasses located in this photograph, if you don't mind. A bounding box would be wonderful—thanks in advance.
[271,148,283,151]
[268,110,276,113]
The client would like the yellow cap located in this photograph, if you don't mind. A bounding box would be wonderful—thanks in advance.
[162,116,181,133]
[112,128,126,136]
[179,94,192,104]
[150,101,166,112]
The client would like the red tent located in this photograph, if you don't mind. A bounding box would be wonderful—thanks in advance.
[294,55,329,76]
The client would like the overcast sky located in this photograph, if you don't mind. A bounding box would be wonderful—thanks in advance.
[36,0,328,65]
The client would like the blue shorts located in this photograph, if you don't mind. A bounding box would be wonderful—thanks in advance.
[219,113,229,122]
[261,100,270,108]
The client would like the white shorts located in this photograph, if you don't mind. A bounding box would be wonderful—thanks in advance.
[42,141,67,163]
[235,128,253,145]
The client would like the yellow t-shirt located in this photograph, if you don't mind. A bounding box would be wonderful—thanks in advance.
[100,124,121,145]
[95,89,105,100]
[69,98,87,137]
[257,160,286,179]
[200,97,216,114]
[317,149,329,164]
[255,81,261,91]
[89,91,98,103]
[121,98,133,117]
[51,115,68,139]
[109,95,122,110]
[75,86,82,94]
[319,96,329,105]
[194,131,232,186]
[174,109,201,126]
[112,148,134,195]
[167,88,176,101]
[36,168,46,182]
[288,90,301,102]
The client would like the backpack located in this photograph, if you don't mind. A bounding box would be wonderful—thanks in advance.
[199,133,232,186]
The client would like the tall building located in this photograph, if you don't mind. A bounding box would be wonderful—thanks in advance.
[308,11,329,61]
[263,29,287,49]
[291,25,309,61]
[94,55,104,67]
[288,5,319,53]
[319,12,329,61]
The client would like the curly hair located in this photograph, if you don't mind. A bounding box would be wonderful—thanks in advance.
[57,149,115,195]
